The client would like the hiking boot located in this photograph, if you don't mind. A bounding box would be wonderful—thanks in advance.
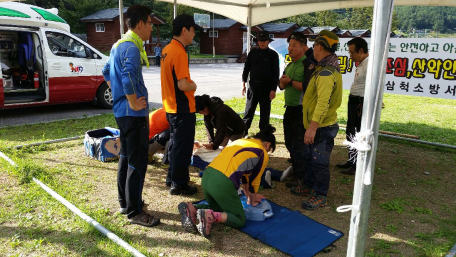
[128,212,160,227]
[178,202,198,233]
[341,166,356,175]
[336,161,354,169]
[286,178,303,189]
[197,209,215,238]
[302,194,327,210]
[291,184,313,197]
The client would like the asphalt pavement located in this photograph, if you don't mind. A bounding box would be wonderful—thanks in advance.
[0,63,245,127]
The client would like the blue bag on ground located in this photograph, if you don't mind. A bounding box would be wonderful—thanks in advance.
[84,127,121,162]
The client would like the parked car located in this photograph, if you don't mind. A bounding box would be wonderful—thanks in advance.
[0,2,112,109]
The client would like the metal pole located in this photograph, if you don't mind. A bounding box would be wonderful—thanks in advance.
[119,0,124,35]
[0,151,146,257]
[346,0,395,256]
[173,0,177,19]
[246,6,252,54]
[212,12,215,58]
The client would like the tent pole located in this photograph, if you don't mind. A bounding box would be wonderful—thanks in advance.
[213,12,215,57]
[346,0,395,256]
[174,0,177,19]
[246,6,252,54]
[119,0,124,35]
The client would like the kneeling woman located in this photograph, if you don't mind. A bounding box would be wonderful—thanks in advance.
[178,125,276,237]
[195,94,246,150]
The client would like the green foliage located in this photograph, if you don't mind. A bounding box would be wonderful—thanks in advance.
[414,207,432,214]
[386,224,397,233]
[380,198,408,213]
[395,6,456,31]
[286,8,398,30]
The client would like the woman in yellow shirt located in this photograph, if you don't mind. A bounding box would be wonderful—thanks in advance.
[178,125,276,238]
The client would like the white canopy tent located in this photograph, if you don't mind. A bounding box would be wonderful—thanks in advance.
[156,0,453,26]
[120,0,455,256]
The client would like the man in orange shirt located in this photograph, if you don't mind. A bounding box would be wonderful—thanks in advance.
[160,15,199,195]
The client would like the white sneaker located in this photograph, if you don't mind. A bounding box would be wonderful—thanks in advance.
[280,166,293,182]
[264,169,273,188]
[119,207,127,215]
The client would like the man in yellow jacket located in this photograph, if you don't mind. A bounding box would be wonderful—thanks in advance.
[297,30,342,210]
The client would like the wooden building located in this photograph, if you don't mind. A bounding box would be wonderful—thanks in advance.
[80,8,165,54]
[200,19,263,57]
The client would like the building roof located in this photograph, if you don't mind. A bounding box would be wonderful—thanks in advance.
[294,26,314,33]
[80,8,165,23]
[209,18,238,29]
[260,22,298,32]
[335,30,352,36]
[311,26,340,34]
[80,7,128,21]
[348,29,371,37]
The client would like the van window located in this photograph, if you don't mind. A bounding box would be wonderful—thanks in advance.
[46,32,88,58]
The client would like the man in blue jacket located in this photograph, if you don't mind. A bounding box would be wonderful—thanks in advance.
[102,5,160,227]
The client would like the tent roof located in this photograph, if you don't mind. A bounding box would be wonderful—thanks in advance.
[157,0,456,26]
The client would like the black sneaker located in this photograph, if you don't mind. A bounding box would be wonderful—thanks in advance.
[336,161,354,169]
[169,184,198,195]
[341,167,356,175]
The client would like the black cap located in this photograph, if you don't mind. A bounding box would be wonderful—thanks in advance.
[254,31,273,42]
[173,14,201,30]
[195,95,204,112]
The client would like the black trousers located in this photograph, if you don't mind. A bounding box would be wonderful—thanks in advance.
[243,82,271,134]
[283,106,305,179]
[116,116,149,218]
[346,95,364,166]
[166,112,196,187]
[155,56,160,67]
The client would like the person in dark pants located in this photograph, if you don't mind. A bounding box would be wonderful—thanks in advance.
[300,30,343,210]
[336,37,370,175]
[278,33,316,190]
[160,15,200,195]
[241,31,279,136]
[154,43,161,67]
[102,5,160,227]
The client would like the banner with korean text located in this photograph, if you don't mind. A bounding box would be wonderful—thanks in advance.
[269,38,456,100]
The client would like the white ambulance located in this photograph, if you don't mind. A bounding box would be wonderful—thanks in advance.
[0,2,111,109]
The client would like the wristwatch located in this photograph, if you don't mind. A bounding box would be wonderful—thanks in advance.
[289,79,294,86]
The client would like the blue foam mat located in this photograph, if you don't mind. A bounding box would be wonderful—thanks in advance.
[240,201,344,256]
[196,200,343,256]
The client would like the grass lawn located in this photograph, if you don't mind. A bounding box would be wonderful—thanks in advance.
[0,92,455,256]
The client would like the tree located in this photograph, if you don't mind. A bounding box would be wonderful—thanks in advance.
[58,0,117,33]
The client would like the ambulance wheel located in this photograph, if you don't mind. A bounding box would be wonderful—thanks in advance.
[97,83,113,109]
